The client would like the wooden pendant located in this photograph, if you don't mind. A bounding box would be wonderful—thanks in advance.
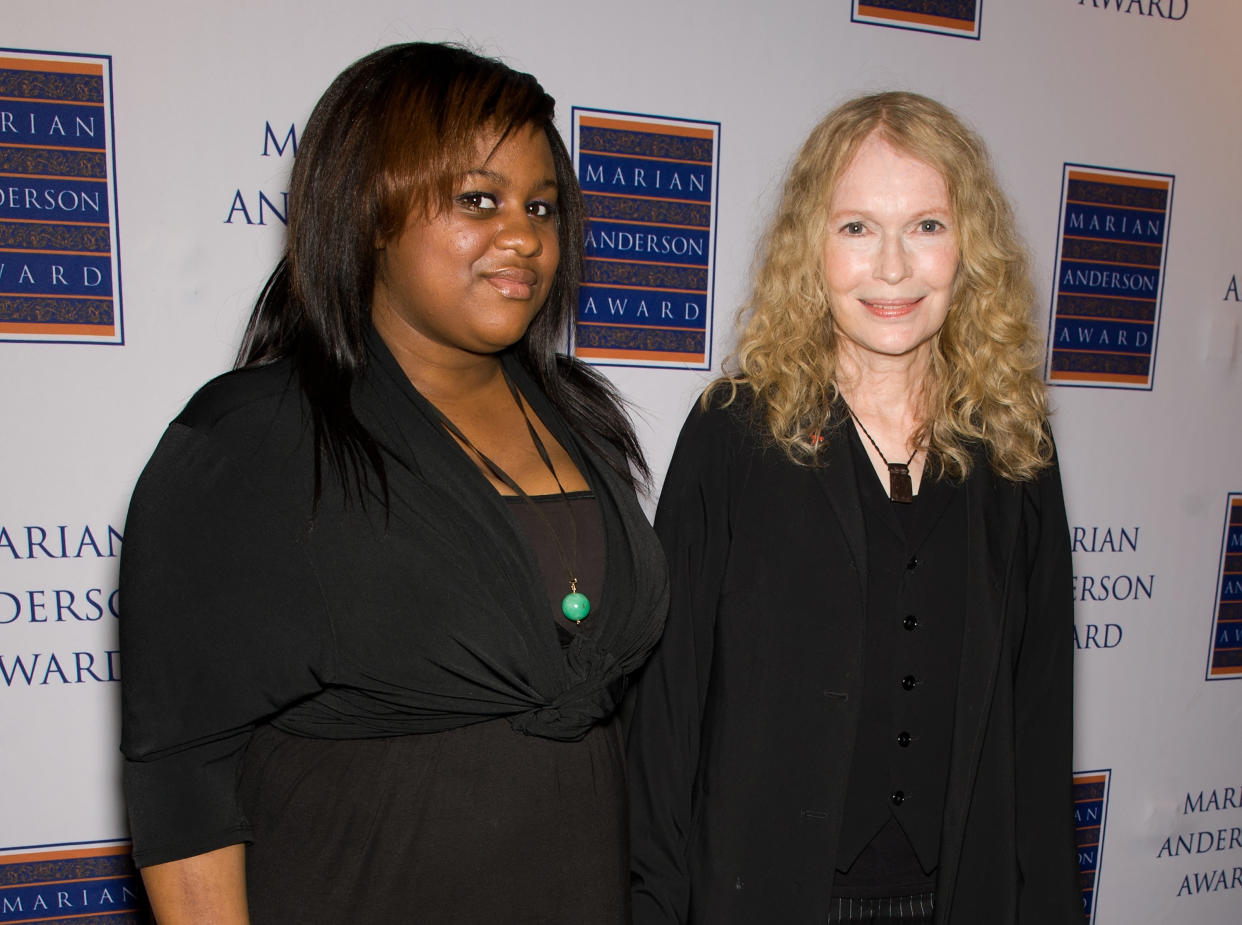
[887,463,914,503]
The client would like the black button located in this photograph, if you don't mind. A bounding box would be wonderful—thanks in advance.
[902,614,919,631]
[901,674,917,691]
[906,556,919,570]
[897,731,912,747]
[891,790,906,806]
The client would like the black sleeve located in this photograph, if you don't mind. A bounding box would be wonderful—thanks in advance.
[119,420,331,868]
[1013,453,1081,922]
[628,400,740,924]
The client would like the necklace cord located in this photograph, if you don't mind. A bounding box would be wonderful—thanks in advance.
[427,372,590,619]
[843,402,920,504]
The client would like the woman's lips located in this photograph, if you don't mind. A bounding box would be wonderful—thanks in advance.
[860,297,922,318]
[484,268,538,299]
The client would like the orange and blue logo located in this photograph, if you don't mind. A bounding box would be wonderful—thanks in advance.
[572,108,719,369]
[1074,769,1111,922]
[1045,165,1173,390]
[0,50,122,345]
[1206,494,1242,681]
[0,842,147,921]
[851,0,982,39]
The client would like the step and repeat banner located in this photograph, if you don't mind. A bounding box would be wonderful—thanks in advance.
[1,1,1238,922]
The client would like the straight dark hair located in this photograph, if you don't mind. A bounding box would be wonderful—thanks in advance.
[237,42,648,503]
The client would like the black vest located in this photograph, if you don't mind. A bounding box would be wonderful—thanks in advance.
[834,428,967,896]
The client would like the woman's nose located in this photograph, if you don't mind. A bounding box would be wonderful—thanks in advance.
[494,211,542,257]
[874,234,910,285]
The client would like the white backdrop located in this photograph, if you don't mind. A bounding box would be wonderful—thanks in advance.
[1,1,1239,921]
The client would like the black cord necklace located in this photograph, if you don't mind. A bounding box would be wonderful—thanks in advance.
[429,372,591,622]
[845,403,920,504]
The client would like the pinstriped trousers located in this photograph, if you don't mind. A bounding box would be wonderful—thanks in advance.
[825,892,935,923]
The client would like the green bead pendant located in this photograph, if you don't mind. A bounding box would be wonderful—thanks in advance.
[562,591,591,622]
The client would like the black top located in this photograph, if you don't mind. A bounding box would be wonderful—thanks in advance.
[233,491,629,924]
[119,332,668,869]
[833,426,966,898]
[507,492,605,646]
[627,392,1078,924]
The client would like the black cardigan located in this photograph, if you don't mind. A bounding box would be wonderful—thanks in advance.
[120,336,668,868]
[627,393,1079,924]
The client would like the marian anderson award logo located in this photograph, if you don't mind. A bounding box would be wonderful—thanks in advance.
[1074,769,1112,922]
[0,50,122,345]
[1045,164,1174,390]
[571,108,720,370]
[1205,493,1242,681]
[0,842,148,920]
[851,0,982,40]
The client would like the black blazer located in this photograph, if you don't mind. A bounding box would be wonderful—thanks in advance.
[627,394,1080,924]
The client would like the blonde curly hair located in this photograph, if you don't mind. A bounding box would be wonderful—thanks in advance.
[713,91,1052,481]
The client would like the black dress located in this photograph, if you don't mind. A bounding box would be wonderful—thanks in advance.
[120,333,667,923]
[238,495,628,924]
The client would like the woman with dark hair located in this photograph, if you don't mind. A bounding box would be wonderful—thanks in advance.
[120,43,666,924]
[627,92,1077,924]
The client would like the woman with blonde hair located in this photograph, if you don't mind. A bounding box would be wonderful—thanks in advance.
[628,92,1078,924]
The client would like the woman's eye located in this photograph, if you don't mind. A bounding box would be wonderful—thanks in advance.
[919,219,943,233]
[457,192,497,211]
[843,221,865,235]
[528,200,557,219]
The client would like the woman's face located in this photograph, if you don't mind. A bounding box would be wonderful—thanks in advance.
[372,123,560,364]
[821,131,959,372]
